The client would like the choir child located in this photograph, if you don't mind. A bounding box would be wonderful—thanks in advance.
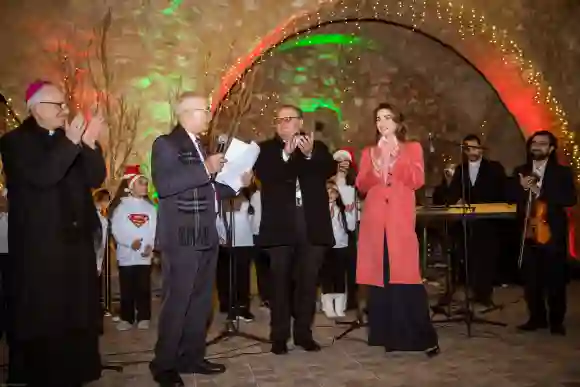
[110,165,157,331]
[319,176,356,318]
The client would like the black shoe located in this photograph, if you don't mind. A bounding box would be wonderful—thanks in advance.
[425,345,441,358]
[550,325,566,336]
[517,321,548,331]
[271,341,288,355]
[179,360,226,375]
[238,310,255,322]
[150,367,184,387]
[294,339,321,352]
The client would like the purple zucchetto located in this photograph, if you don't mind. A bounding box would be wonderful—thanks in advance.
[25,80,53,107]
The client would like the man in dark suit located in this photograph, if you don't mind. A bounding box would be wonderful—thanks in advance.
[447,134,507,309]
[510,131,576,335]
[255,104,335,355]
[149,93,251,386]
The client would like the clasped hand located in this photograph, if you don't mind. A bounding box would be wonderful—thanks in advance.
[284,132,314,157]
[65,108,107,148]
[519,173,540,195]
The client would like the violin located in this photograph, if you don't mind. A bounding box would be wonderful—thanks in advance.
[525,198,551,244]
[518,173,551,267]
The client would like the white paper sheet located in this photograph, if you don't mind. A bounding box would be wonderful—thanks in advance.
[216,137,260,192]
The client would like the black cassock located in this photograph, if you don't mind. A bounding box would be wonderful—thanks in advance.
[0,117,106,386]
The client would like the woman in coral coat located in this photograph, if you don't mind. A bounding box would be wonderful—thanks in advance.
[356,103,439,356]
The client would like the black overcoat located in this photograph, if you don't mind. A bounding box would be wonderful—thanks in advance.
[0,117,106,340]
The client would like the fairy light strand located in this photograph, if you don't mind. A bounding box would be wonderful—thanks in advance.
[215,0,578,181]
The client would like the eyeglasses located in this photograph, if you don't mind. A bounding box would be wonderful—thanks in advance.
[39,101,68,110]
[274,116,300,123]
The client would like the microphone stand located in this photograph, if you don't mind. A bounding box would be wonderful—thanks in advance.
[207,199,269,347]
[429,141,506,336]
[333,189,366,343]
[101,224,124,373]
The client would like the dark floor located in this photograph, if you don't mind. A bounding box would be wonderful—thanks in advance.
[87,282,580,387]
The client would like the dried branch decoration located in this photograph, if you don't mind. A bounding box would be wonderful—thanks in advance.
[87,8,141,188]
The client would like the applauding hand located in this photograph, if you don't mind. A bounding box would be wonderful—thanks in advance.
[83,112,107,149]
[65,113,86,145]
[297,132,314,157]
[283,136,298,157]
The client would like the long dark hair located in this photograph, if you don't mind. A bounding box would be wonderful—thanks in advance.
[328,180,349,233]
[373,103,407,143]
[525,130,558,166]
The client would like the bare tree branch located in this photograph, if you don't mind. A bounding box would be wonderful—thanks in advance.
[86,8,141,189]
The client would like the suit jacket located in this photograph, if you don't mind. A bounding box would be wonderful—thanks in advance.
[509,160,576,253]
[448,158,507,204]
[254,136,335,247]
[151,125,234,252]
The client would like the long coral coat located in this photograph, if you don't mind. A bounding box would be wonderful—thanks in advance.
[356,142,425,287]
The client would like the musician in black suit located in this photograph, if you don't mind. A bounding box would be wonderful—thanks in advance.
[254,104,335,355]
[447,134,507,309]
[510,131,576,335]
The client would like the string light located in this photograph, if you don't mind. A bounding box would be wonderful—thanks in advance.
[1,94,21,133]
[215,0,578,182]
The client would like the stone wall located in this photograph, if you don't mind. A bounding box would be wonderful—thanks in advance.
[218,22,524,186]
[0,0,575,177]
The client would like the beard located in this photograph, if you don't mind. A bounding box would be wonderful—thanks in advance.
[530,150,548,160]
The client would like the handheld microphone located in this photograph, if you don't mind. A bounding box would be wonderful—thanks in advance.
[428,132,435,154]
[211,134,228,180]
[215,134,228,154]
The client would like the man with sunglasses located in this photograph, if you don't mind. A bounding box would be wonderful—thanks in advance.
[0,81,107,386]
[447,134,507,311]
[254,104,335,355]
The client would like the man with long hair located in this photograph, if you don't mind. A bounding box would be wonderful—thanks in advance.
[511,130,576,335]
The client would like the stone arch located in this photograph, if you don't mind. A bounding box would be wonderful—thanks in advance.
[211,0,576,172]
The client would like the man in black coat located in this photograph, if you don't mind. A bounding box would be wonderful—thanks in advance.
[510,131,576,335]
[447,134,507,309]
[149,93,250,386]
[254,104,335,355]
[0,81,106,386]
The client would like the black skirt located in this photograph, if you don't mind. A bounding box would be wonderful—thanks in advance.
[367,238,438,351]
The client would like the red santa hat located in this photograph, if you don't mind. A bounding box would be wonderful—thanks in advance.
[333,147,357,172]
[122,165,145,192]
